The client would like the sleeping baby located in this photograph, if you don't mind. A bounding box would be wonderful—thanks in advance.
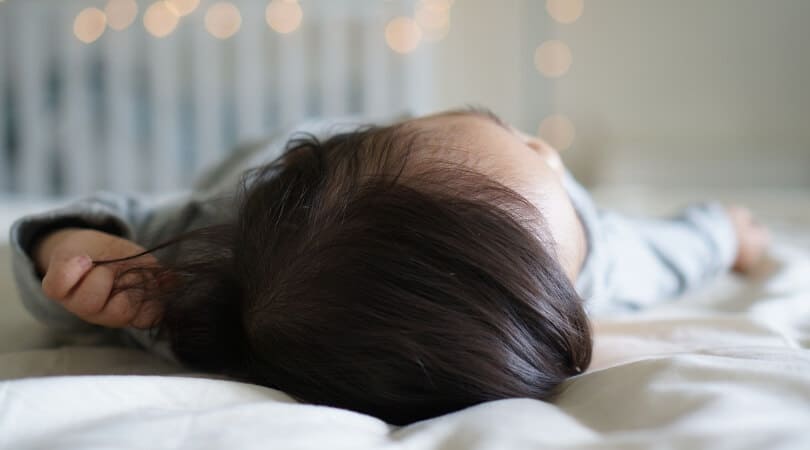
[9,108,770,425]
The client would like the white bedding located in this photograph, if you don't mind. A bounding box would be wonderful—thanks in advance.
[1,191,809,450]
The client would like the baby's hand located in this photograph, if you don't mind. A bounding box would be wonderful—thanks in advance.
[33,228,163,329]
[725,205,771,275]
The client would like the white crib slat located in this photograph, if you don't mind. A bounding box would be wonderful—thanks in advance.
[279,20,306,127]
[104,24,138,192]
[148,34,181,192]
[362,4,388,118]
[192,10,224,172]
[235,0,265,140]
[13,2,51,195]
[0,8,8,191]
[319,3,348,116]
[58,3,97,195]
[0,0,436,196]
[404,40,433,116]
[390,56,408,114]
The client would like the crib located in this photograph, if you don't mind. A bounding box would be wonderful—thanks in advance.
[0,0,433,196]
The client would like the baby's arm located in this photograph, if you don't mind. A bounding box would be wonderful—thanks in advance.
[597,202,769,310]
[9,190,202,333]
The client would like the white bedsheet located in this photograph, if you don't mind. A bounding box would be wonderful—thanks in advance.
[1,191,809,450]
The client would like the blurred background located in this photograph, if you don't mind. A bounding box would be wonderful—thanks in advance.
[1,0,809,372]
[0,0,808,200]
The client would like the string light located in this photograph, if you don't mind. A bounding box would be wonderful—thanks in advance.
[385,17,422,54]
[538,115,576,151]
[105,0,138,31]
[205,2,242,39]
[144,1,179,38]
[534,40,572,78]
[546,0,584,25]
[74,8,107,44]
[414,0,450,42]
[415,0,449,30]
[165,0,200,17]
[266,0,303,34]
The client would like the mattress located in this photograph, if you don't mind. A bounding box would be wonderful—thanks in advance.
[1,188,809,449]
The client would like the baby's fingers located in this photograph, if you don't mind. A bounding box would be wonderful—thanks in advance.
[61,265,117,319]
[84,291,141,328]
[75,268,158,328]
[41,255,94,301]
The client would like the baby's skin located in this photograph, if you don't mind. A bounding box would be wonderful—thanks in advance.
[30,113,771,330]
[33,227,162,329]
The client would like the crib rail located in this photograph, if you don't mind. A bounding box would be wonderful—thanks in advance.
[0,0,432,195]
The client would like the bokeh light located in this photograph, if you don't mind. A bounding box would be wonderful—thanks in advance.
[385,17,422,54]
[205,2,241,39]
[144,1,179,38]
[415,0,450,30]
[266,0,303,34]
[538,114,576,151]
[534,40,572,78]
[165,0,200,17]
[546,0,584,24]
[415,0,451,42]
[74,8,107,44]
[105,0,138,31]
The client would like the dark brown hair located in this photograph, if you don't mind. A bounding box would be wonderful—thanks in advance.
[99,121,592,426]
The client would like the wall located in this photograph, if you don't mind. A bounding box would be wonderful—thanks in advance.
[428,0,529,127]
[430,0,810,189]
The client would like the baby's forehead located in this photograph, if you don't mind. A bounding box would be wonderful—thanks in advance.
[406,111,507,135]
[398,113,514,167]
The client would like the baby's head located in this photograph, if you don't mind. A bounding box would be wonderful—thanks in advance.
[149,109,592,425]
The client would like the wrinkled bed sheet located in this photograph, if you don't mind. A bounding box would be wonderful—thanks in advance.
[1,190,809,450]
